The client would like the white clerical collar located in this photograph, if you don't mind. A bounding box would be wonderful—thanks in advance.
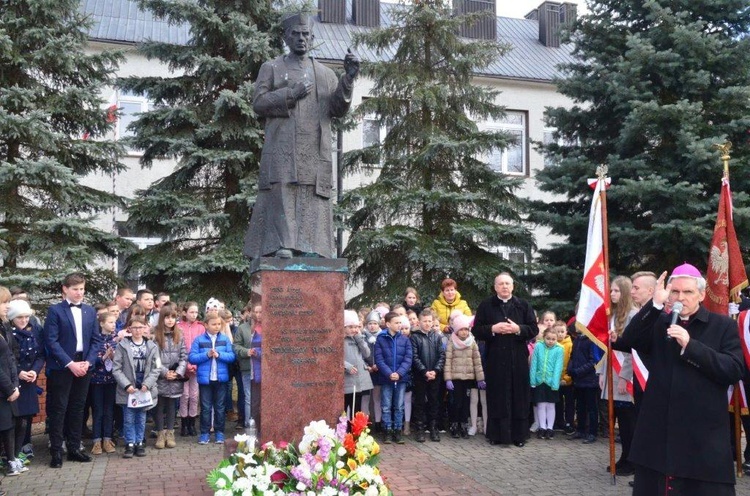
[497,296,511,303]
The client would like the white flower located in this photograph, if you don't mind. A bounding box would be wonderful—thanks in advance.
[216,478,226,489]
[365,486,379,496]
[320,487,339,496]
[337,446,347,457]
[235,433,249,443]
[336,460,344,469]
[232,477,252,491]
[296,481,307,491]
[219,465,236,480]
[215,490,233,496]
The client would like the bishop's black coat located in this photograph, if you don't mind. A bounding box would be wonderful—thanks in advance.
[472,295,537,444]
[614,301,744,488]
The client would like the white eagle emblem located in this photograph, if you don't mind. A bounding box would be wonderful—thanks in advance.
[595,274,605,295]
[710,241,729,286]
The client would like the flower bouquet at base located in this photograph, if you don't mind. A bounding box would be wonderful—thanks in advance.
[207,412,393,495]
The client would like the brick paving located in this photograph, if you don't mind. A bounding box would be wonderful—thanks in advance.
[3,426,749,495]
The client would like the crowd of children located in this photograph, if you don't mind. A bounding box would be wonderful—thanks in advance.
[0,285,262,479]
[343,283,628,460]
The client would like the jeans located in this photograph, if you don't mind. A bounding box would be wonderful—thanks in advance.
[241,371,253,426]
[155,396,177,431]
[199,381,227,435]
[122,406,147,445]
[380,381,406,431]
[90,383,116,441]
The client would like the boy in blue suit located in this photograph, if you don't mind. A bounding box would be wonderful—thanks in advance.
[43,273,102,468]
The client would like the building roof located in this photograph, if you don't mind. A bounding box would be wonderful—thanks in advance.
[82,0,575,82]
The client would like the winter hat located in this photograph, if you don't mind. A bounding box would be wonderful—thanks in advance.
[205,297,221,313]
[365,310,380,324]
[7,300,33,321]
[374,306,389,318]
[670,263,702,279]
[452,314,473,331]
[344,310,360,327]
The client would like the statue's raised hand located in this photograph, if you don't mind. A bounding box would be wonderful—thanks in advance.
[344,48,360,80]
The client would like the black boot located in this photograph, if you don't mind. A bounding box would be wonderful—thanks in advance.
[460,423,469,439]
[414,423,426,443]
[383,429,393,444]
[188,417,197,436]
[180,418,188,437]
[450,422,460,439]
[429,421,441,442]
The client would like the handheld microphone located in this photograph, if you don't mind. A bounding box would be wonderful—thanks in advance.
[667,301,684,339]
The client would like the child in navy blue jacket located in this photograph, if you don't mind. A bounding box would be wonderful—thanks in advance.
[374,311,412,444]
[188,311,235,445]
[567,334,603,444]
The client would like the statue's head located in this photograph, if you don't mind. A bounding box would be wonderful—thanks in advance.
[282,12,314,56]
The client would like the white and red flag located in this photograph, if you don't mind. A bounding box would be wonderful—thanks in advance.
[575,176,611,352]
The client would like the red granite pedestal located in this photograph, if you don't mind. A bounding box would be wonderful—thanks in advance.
[254,257,347,446]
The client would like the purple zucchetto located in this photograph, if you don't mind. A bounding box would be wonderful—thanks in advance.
[670,263,702,279]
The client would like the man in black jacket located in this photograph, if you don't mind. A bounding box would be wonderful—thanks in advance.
[612,264,744,495]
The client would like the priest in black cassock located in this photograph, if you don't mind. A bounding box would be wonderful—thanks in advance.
[472,273,538,447]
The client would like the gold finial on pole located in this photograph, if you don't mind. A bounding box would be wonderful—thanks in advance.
[596,164,608,180]
[714,141,732,178]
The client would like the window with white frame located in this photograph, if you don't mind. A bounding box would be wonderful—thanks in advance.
[484,111,527,175]
[492,245,529,274]
[361,111,388,165]
[116,90,150,140]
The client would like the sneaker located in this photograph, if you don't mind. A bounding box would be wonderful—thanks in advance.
[134,443,146,457]
[123,444,134,458]
[215,432,225,444]
[547,429,555,439]
[564,424,575,435]
[21,443,34,459]
[16,452,30,466]
[467,426,477,436]
[91,441,102,455]
[198,434,210,445]
[6,459,25,476]
[529,421,539,433]
[582,434,597,444]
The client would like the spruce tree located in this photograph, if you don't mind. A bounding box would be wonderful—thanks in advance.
[341,0,534,306]
[0,0,127,303]
[532,0,750,314]
[118,0,281,306]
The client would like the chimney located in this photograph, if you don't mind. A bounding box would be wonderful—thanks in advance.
[352,0,380,27]
[319,0,346,24]
[454,0,497,40]
[530,1,577,48]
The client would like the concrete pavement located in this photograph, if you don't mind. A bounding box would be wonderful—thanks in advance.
[2,427,748,495]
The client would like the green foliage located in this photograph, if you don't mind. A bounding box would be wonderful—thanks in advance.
[341,0,534,307]
[118,0,283,307]
[0,0,129,304]
[532,0,750,314]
